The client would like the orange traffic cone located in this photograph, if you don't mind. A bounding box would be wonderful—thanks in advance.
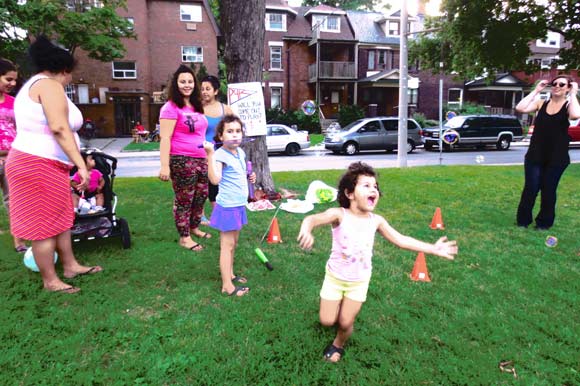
[429,207,445,230]
[267,217,283,243]
[410,252,431,282]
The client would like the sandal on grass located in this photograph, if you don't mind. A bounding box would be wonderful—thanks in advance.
[64,266,103,279]
[232,275,247,284]
[187,243,203,252]
[45,286,81,294]
[14,245,28,253]
[222,286,249,297]
[323,344,345,362]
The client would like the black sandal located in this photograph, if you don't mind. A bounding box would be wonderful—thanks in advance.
[323,343,345,362]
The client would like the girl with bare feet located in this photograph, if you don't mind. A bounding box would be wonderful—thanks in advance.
[203,115,255,297]
[298,162,457,362]
[158,65,211,252]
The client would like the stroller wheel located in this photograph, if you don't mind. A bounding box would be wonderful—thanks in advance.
[119,218,131,249]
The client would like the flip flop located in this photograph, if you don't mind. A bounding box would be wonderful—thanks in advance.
[222,286,249,297]
[193,232,211,239]
[64,266,103,279]
[323,344,345,362]
[232,275,248,284]
[188,243,203,252]
[14,245,28,253]
[46,286,81,294]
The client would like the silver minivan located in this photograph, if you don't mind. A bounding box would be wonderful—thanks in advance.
[324,117,423,155]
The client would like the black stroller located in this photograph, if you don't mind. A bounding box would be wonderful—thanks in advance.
[70,148,131,249]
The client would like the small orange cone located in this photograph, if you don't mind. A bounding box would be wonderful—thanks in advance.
[267,217,283,243]
[429,207,445,230]
[410,252,431,282]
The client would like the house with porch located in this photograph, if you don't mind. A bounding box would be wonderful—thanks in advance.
[70,0,220,137]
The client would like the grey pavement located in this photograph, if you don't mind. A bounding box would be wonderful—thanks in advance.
[83,137,158,159]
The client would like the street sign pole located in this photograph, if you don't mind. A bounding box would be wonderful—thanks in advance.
[397,1,408,168]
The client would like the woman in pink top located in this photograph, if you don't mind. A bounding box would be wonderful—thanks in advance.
[0,58,26,252]
[298,162,458,363]
[158,65,210,252]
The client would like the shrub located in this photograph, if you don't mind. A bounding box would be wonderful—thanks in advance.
[455,102,488,115]
[337,104,364,128]
[265,107,321,133]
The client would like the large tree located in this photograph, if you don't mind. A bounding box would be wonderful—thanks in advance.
[0,0,135,62]
[410,0,580,79]
[301,0,378,10]
[220,0,276,193]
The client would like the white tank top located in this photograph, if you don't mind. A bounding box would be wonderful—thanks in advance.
[12,74,83,164]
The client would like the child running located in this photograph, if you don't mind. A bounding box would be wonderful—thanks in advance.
[297,162,458,362]
[203,115,255,297]
[71,153,105,212]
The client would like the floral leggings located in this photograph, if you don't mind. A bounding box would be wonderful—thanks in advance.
[170,155,208,237]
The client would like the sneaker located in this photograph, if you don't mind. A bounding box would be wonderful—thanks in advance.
[93,206,105,212]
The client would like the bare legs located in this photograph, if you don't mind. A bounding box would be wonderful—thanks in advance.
[320,297,363,362]
[33,230,102,293]
[219,230,248,297]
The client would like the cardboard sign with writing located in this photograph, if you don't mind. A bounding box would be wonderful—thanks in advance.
[227,82,267,136]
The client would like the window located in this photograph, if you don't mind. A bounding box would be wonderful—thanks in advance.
[266,13,286,31]
[125,17,134,30]
[65,84,76,102]
[388,21,399,35]
[112,62,137,79]
[368,51,375,70]
[312,15,340,32]
[360,121,380,133]
[182,46,203,62]
[448,88,463,108]
[180,4,202,22]
[271,87,282,108]
[270,125,288,136]
[408,88,418,105]
[66,0,103,12]
[270,46,282,70]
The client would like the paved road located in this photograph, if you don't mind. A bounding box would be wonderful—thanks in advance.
[110,143,580,177]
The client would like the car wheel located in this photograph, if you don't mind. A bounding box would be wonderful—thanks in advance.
[406,140,415,154]
[343,142,358,155]
[119,218,131,249]
[285,143,300,156]
[496,136,511,150]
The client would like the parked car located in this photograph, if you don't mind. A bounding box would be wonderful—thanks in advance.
[421,115,523,151]
[266,124,310,155]
[323,117,423,155]
[524,119,580,142]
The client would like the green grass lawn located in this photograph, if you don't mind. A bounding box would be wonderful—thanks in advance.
[1,165,578,384]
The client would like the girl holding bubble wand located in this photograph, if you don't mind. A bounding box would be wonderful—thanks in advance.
[297,162,458,362]
[203,115,256,297]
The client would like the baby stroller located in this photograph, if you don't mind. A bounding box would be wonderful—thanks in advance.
[70,148,131,249]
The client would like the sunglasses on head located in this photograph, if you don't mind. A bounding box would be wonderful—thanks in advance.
[551,82,568,88]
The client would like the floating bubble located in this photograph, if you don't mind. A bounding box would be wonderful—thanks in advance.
[441,129,459,145]
[475,155,485,164]
[301,100,317,116]
[545,235,558,248]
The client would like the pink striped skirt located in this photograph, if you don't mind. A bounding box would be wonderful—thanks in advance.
[5,149,74,240]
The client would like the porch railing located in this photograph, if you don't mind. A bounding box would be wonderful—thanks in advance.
[309,61,356,82]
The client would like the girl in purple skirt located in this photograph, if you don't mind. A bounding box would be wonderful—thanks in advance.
[203,115,255,297]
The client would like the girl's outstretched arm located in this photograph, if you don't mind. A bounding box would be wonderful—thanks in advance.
[297,207,343,251]
[377,216,457,260]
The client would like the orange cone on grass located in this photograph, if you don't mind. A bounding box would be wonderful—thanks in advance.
[429,207,445,230]
[410,252,431,282]
[267,217,282,243]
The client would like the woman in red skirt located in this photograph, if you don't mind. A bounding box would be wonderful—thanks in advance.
[6,36,103,294]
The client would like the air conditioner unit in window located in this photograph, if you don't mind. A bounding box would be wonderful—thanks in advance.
[186,23,197,31]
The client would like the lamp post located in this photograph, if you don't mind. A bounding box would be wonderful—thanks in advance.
[397,0,408,167]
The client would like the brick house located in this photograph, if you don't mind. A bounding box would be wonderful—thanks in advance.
[71,0,220,137]
[264,1,357,119]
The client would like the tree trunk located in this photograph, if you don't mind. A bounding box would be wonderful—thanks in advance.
[220,0,275,193]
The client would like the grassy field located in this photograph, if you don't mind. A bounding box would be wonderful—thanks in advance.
[1,164,578,385]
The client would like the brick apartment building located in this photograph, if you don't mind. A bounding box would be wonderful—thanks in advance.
[71,0,220,137]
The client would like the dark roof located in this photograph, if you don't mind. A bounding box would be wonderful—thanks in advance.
[465,73,530,88]
[282,6,355,42]
[346,10,400,45]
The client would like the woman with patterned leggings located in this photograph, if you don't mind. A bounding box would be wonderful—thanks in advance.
[158,65,211,251]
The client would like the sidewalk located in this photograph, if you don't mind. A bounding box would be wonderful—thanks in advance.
[84,137,159,159]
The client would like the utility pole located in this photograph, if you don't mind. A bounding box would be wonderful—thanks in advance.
[397,1,408,167]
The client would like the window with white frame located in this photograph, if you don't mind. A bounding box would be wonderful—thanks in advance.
[270,46,282,70]
[408,88,418,105]
[388,21,399,35]
[180,4,202,22]
[447,88,463,108]
[368,51,375,70]
[266,13,286,31]
[182,46,203,62]
[112,62,136,79]
[271,87,282,108]
[312,15,340,32]
[65,84,76,102]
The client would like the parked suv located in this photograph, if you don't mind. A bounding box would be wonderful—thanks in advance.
[422,115,523,151]
[324,117,423,155]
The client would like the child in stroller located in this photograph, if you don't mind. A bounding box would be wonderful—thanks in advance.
[70,149,131,249]
[71,153,105,214]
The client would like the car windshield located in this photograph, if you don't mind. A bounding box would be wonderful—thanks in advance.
[339,119,365,131]
[445,116,466,129]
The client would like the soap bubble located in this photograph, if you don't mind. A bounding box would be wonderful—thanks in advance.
[545,235,558,248]
[301,100,317,116]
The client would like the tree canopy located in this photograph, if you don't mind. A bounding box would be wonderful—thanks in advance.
[410,0,580,79]
[0,0,135,62]
[301,0,379,11]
